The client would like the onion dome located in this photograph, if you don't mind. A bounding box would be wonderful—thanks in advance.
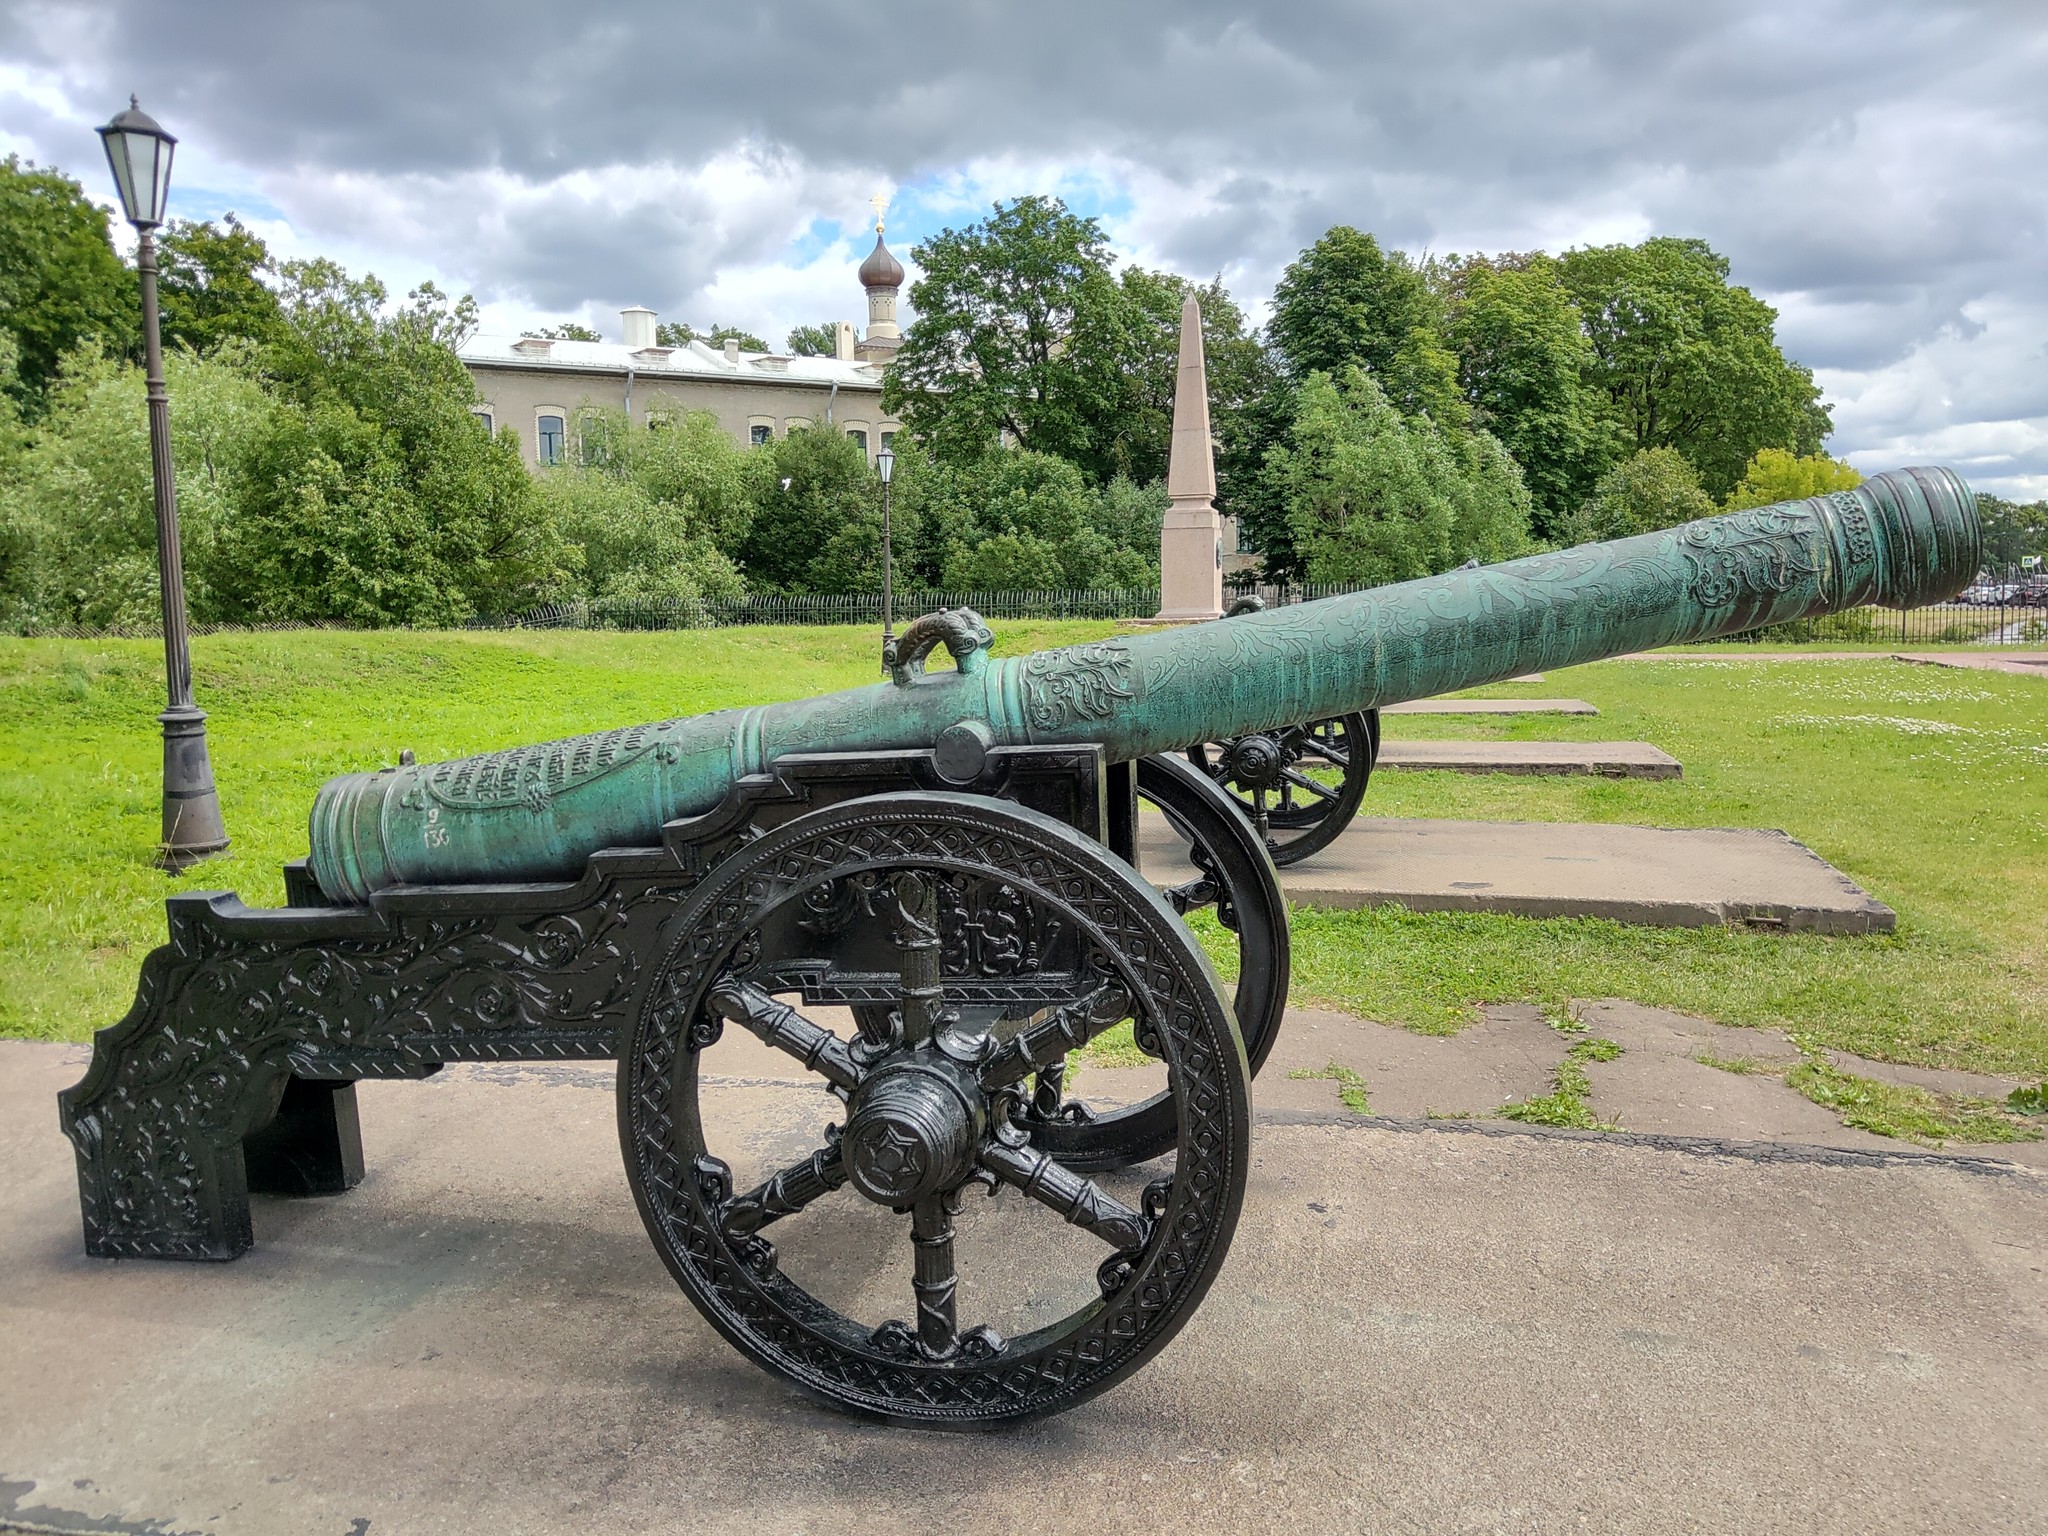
[858,231,905,291]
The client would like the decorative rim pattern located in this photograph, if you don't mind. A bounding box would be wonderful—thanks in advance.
[617,792,1251,1426]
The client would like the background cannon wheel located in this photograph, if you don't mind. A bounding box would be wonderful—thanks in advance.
[619,792,1251,1428]
[1024,753,1288,1173]
[1188,710,1378,867]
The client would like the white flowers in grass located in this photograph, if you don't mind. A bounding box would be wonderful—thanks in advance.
[1778,713,1970,736]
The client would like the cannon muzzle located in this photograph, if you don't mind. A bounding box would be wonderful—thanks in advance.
[309,467,1979,901]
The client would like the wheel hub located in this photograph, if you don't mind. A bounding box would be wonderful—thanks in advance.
[844,1055,986,1207]
[1222,733,1286,789]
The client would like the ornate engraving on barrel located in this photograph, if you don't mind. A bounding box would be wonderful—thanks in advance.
[1022,641,1135,729]
[1679,507,1821,607]
[61,876,688,1258]
[404,721,686,813]
[1829,492,1877,563]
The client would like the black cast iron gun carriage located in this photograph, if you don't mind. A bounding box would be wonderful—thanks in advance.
[62,470,1978,1427]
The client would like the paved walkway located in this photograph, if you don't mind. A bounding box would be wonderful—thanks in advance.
[1896,650,2048,677]
[1139,814,1894,931]
[3,1040,2042,1535]
[1375,740,1682,778]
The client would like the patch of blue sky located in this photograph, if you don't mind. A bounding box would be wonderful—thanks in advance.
[784,216,851,265]
[163,184,286,226]
[864,165,1138,257]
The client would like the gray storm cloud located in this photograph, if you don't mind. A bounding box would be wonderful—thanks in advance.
[3,0,2042,490]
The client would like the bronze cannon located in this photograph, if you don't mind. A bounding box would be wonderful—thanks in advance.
[61,468,1978,1427]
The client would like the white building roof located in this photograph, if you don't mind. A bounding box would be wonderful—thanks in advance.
[457,333,888,390]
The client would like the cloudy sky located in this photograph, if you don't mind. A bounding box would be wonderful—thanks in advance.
[3,1,2043,494]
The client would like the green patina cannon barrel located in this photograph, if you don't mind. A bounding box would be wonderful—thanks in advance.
[309,466,1979,901]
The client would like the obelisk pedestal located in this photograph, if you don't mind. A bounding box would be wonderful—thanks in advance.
[1155,294,1224,622]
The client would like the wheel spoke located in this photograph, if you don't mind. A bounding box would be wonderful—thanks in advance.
[706,978,863,1092]
[1281,767,1341,801]
[980,982,1133,1090]
[979,1139,1152,1251]
[910,1194,959,1357]
[720,1141,848,1238]
[889,871,945,1047]
[1298,733,1351,769]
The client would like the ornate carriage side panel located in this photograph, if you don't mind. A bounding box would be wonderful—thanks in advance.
[59,849,698,1261]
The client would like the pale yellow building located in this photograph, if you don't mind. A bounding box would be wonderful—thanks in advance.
[462,225,908,470]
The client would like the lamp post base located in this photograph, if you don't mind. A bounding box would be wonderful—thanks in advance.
[158,703,229,872]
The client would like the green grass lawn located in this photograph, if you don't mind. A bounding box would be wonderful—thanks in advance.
[3,629,2044,1083]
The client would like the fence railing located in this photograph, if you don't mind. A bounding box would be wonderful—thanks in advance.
[487,588,1167,630]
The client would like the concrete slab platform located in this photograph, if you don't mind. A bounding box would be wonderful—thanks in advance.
[3,1042,2044,1536]
[1382,696,1597,715]
[1375,739,1682,778]
[1138,814,1897,932]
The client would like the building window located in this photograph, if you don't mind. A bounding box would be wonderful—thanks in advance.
[536,413,566,466]
[880,431,896,453]
[784,418,811,434]
[846,428,868,455]
[472,407,494,434]
[750,423,772,446]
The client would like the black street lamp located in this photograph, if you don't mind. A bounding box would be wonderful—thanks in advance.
[876,444,895,668]
[98,97,229,871]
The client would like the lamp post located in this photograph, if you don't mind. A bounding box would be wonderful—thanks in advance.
[99,97,228,870]
[876,445,895,667]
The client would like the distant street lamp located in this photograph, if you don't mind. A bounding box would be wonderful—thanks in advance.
[99,97,229,871]
[876,445,895,666]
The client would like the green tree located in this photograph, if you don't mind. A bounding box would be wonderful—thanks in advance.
[156,214,282,352]
[709,324,767,352]
[0,156,136,415]
[884,195,1131,474]
[1268,227,1438,382]
[653,321,766,351]
[204,260,556,624]
[1975,496,2048,567]
[786,322,838,357]
[655,321,696,347]
[1267,368,1532,587]
[1724,448,1862,509]
[0,344,272,627]
[1561,447,1715,544]
[1558,237,1828,498]
[536,322,603,342]
[625,405,756,557]
[740,426,884,593]
[1444,254,1606,537]
[897,450,1157,590]
[535,454,742,605]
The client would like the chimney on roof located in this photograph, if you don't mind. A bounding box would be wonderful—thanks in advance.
[723,337,741,362]
[834,320,856,362]
[620,306,657,349]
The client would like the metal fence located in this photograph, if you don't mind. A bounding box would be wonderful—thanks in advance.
[489,587,1166,630]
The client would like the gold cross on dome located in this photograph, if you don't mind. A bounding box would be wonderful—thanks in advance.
[869,193,889,234]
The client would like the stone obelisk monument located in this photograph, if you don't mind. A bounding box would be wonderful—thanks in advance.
[1155,294,1225,621]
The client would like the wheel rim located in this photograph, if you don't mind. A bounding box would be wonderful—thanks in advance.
[618,792,1250,1427]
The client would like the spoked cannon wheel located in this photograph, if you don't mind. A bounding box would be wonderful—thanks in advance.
[1187,710,1379,867]
[619,793,1251,1427]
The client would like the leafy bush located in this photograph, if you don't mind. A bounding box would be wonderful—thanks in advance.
[1559,447,1715,544]
[1725,448,1861,510]
[903,450,1160,591]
